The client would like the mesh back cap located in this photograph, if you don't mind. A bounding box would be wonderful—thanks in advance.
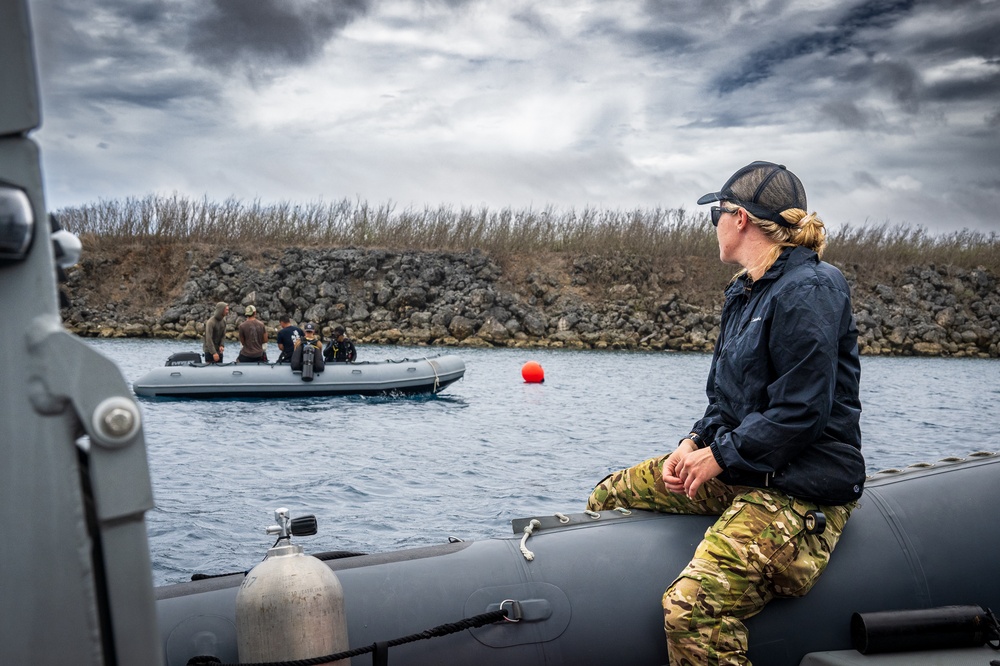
[697,161,806,228]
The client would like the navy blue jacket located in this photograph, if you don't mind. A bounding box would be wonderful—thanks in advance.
[692,246,865,505]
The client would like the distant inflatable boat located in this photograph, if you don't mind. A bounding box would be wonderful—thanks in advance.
[132,352,466,398]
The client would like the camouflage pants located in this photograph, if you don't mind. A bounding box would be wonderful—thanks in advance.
[586,455,854,666]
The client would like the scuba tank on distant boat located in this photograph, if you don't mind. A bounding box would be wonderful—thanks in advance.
[302,343,316,381]
[235,508,349,664]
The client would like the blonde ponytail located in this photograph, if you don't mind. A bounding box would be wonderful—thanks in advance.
[779,208,827,258]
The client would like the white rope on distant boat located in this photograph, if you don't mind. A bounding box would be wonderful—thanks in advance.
[519,519,542,561]
[428,359,440,393]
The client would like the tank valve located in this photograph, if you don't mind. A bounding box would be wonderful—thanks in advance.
[804,510,826,534]
[265,507,318,541]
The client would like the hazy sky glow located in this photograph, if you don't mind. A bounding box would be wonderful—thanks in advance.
[27,0,1000,234]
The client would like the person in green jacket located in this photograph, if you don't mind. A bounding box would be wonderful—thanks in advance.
[203,302,228,363]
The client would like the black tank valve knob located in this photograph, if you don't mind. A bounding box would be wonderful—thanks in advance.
[291,515,318,537]
[805,510,826,535]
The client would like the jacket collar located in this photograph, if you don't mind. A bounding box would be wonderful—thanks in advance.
[725,245,818,297]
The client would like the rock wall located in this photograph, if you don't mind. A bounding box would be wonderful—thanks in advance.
[61,247,1000,358]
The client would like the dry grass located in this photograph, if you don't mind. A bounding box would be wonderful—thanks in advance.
[825,223,1000,274]
[57,195,1000,277]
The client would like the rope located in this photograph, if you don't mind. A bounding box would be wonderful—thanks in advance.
[428,359,440,393]
[186,608,509,666]
[519,519,541,561]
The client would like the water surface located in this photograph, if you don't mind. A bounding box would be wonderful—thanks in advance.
[88,339,1000,586]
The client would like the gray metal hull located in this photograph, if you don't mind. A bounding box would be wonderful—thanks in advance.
[133,354,466,398]
[156,453,1000,666]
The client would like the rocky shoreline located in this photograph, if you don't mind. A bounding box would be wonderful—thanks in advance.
[61,247,1000,358]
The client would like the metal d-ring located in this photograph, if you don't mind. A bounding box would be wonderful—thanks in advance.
[499,599,521,622]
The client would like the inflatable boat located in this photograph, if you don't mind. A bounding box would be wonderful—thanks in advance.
[3,5,998,664]
[132,353,466,398]
[155,452,1000,666]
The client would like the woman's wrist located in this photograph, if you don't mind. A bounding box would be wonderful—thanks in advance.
[681,432,704,449]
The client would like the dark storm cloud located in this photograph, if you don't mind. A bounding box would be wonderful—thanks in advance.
[511,8,552,35]
[31,0,220,110]
[118,1,166,26]
[584,4,702,58]
[910,7,1000,60]
[32,2,136,77]
[830,0,916,49]
[819,100,879,131]
[638,0,731,24]
[186,0,371,72]
[715,0,915,94]
[925,73,1000,104]
[627,27,697,56]
[79,76,219,110]
[852,171,881,189]
[870,61,921,112]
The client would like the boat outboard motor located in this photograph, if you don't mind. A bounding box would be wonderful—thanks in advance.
[165,351,202,366]
[302,343,316,381]
[236,508,349,664]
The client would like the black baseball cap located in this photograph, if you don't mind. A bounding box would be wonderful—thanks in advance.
[304,323,316,332]
[697,161,806,229]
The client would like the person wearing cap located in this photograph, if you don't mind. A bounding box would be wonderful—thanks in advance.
[323,325,357,363]
[275,315,304,364]
[587,162,864,665]
[203,301,229,363]
[236,304,268,363]
[290,322,325,372]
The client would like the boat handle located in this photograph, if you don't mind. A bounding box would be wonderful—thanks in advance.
[232,371,243,376]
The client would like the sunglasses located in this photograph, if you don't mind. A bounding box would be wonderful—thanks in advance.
[710,205,739,227]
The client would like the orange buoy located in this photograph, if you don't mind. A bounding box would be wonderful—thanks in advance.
[521,361,544,383]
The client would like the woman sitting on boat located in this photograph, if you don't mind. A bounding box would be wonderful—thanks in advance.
[587,161,865,666]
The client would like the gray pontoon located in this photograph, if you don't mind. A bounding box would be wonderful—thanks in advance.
[133,354,466,398]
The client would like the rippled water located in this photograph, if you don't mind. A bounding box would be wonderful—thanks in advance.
[87,339,1000,586]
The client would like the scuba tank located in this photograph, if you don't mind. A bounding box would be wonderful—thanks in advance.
[236,509,349,664]
[302,343,315,381]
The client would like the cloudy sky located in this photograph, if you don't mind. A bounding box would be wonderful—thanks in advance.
[26,0,1000,235]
